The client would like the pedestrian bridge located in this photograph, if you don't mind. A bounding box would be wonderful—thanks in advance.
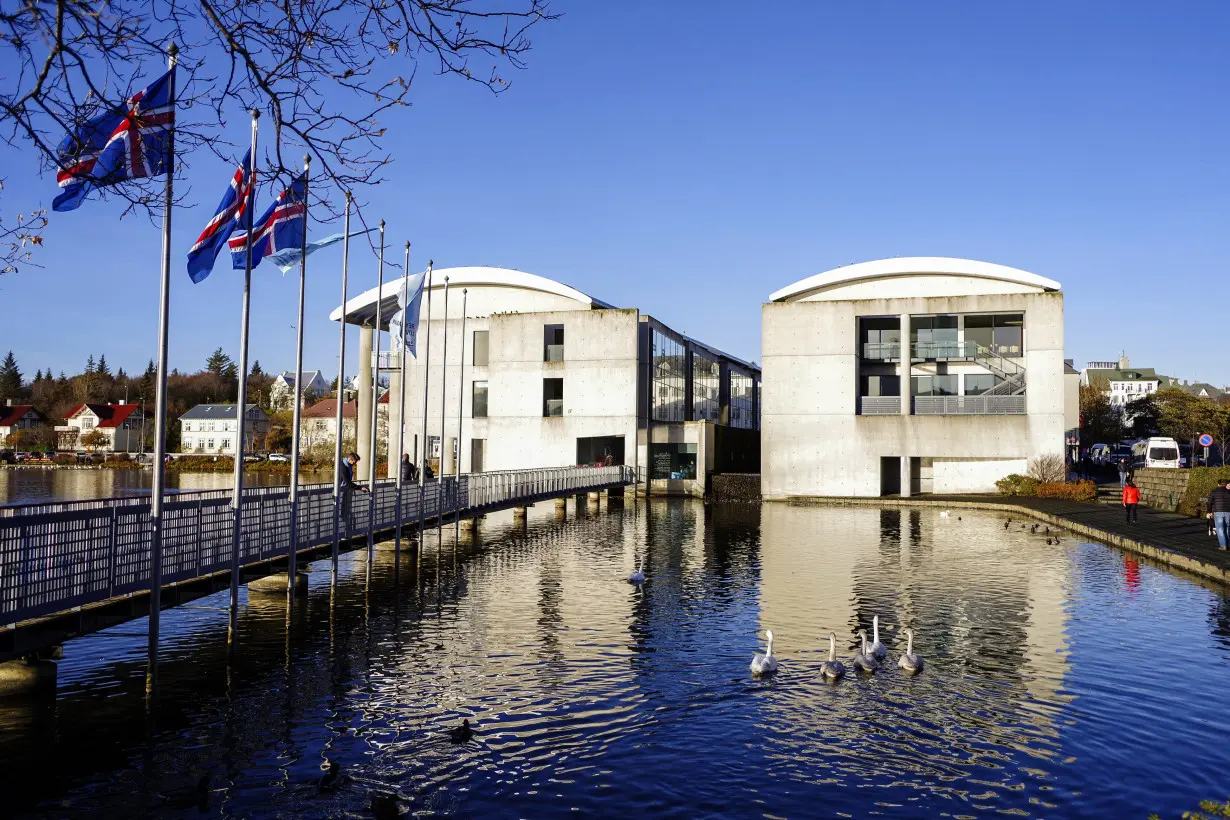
[0,465,634,661]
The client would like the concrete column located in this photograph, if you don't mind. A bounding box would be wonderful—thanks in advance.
[387,350,403,479]
[513,506,529,521]
[357,324,375,482]
[554,497,568,519]
[249,572,309,595]
[0,659,57,696]
[899,313,911,417]
[461,517,478,533]
[587,491,601,511]
[900,455,911,498]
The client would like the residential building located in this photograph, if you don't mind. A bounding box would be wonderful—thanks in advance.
[268,370,329,411]
[761,257,1065,497]
[331,267,760,493]
[178,404,270,455]
[0,401,48,446]
[300,392,390,452]
[1080,354,1159,414]
[57,402,145,452]
[1161,378,1225,400]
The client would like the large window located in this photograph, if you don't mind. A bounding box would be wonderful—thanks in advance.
[860,317,901,359]
[693,353,720,422]
[472,381,488,418]
[911,315,959,358]
[911,375,959,396]
[859,374,900,397]
[963,373,1003,395]
[472,330,489,366]
[543,378,563,417]
[652,329,685,422]
[730,372,755,429]
[964,313,1023,357]
[544,324,564,362]
[650,442,697,479]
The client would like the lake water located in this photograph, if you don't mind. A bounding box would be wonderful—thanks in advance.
[2,500,1228,818]
[0,467,327,507]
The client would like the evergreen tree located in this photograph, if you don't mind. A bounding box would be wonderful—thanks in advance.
[250,360,265,378]
[115,366,127,381]
[58,371,66,381]
[96,354,111,376]
[33,368,42,382]
[140,360,156,399]
[223,362,238,380]
[0,351,22,397]
[85,354,96,374]
[206,347,233,377]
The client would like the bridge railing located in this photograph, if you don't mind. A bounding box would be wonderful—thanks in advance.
[0,465,632,627]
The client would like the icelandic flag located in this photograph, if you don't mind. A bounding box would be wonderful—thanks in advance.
[228,174,307,269]
[53,67,175,212]
[389,269,427,357]
[265,227,376,274]
[186,150,253,283]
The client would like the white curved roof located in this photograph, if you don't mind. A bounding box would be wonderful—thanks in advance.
[769,257,1061,302]
[330,265,613,325]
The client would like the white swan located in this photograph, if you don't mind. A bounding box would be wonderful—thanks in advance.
[820,632,845,681]
[853,629,879,674]
[627,557,645,585]
[868,615,887,662]
[939,510,950,518]
[750,630,778,676]
[898,628,924,675]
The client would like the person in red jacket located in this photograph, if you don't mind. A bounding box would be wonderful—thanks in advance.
[1122,480,1141,524]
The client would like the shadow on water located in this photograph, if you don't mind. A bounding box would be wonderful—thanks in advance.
[1,499,1229,818]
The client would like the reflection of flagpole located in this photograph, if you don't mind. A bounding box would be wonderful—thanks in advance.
[437,275,450,546]
[228,109,259,653]
[330,193,351,588]
[146,42,178,697]
[417,262,433,548]
[286,154,310,615]
[455,288,467,542]
[366,221,385,568]
[395,242,411,559]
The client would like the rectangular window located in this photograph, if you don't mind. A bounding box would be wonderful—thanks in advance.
[730,372,756,429]
[81,417,94,430]
[544,324,565,362]
[473,330,489,366]
[543,378,564,416]
[859,317,902,360]
[221,438,231,451]
[965,313,1023,357]
[652,328,685,422]
[963,374,1003,395]
[472,380,488,418]
[650,442,698,479]
[470,438,486,473]
[692,353,720,422]
[207,438,215,450]
[859,374,901,397]
[911,375,959,396]
[911,315,959,358]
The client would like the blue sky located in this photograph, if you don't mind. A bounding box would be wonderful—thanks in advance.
[2,1,1228,383]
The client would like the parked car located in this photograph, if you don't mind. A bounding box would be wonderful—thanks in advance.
[1089,443,1112,464]
[267,453,289,463]
[242,454,264,463]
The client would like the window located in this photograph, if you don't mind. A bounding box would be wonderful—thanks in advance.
[911,375,958,396]
[730,372,756,429]
[652,329,685,422]
[964,313,1023,357]
[911,315,959,358]
[472,381,488,418]
[543,378,563,416]
[473,330,489,366]
[859,375,900,397]
[963,374,1003,395]
[544,324,564,362]
[81,417,94,430]
[650,442,697,479]
[860,317,901,359]
[207,438,215,450]
[221,438,231,451]
[692,353,720,422]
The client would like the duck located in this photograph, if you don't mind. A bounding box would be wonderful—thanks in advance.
[1004,520,1011,530]
[868,615,887,662]
[627,557,645,585]
[898,628,924,675]
[820,632,845,681]
[1046,538,1053,545]
[750,630,778,676]
[853,629,880,674]
[449,719,474,744]
[158,774,211,811]
[318,758,345,793]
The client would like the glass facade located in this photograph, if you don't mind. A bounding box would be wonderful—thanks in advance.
[911,375,959,396]
[963,373,1003,395]
[964,313,1023,357]
[692,353,720,422]
[730,372,755,429]
[472,330,489,366]
[652,329,686,422]
[911,315,959,358]
[860,317,901,359]
[472,380,488,418]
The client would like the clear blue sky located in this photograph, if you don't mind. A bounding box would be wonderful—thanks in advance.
[2,1,1228,384]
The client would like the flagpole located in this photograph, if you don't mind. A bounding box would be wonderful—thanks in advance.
[395,242,411,560]
[228,109,259,653]
[287,154,310,615]
[366,220,385,568]
[455,288,467,542]
[437,275,450,547]
[146,41,177,697]
[417,262,433,549]
[331,193,352,588]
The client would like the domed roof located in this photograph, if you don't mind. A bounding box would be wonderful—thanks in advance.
[769,257,1061,302]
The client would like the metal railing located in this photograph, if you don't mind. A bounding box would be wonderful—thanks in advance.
[861,342,901,361]
[912,395,1026,415]
[0,465,632,627]
[858,396,901,414]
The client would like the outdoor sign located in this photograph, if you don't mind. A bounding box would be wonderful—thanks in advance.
[1199,434,1214,447]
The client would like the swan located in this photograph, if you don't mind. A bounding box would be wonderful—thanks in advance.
[898,628,924,675]
[853,629,879,674]
[939,510,950,518]
[750,630,778,676]
[449,719,474,744]
[868,615,887,662]
[820,632,845,681]
[627,557,645,585]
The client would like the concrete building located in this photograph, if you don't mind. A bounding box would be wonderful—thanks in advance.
[761,257,1065,498]
[269,370,329,411]
[57,402,144,452]
[331,267,760,493]
[178,404,270,455]
[1080,354,1159,416]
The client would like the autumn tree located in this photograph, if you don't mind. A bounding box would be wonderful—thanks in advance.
[80,428,108,453]
[1079,382,1124,448]
[1154,387,1221,455]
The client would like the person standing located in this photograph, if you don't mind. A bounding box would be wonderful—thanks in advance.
[1206,477,1230,551]
[1117,456,1131,488]
[400,452,418,483]
[1122,479,1140,525]
[340,452,369,537]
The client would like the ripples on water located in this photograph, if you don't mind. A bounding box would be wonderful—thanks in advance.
[2,501,1229,818]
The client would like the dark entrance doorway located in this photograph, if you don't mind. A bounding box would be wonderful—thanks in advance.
[576,435,625,466]
[880,456,900,496]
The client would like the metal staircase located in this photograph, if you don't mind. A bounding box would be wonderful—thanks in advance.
[973,344,1026,396]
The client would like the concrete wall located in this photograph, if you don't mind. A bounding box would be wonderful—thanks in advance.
[761,290,1065,498]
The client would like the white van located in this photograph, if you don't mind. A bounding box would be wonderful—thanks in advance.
[1131,437,1181,469]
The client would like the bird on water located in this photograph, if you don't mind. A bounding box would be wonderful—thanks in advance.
[750,630,778,676]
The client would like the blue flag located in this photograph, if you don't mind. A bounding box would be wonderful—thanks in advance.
[227,175,307,269]
[186,150,252,283]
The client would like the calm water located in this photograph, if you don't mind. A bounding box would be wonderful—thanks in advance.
[2,501,1229,818]
[0,467,328,506]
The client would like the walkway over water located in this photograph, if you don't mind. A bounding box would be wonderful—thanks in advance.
[0,465,633,660]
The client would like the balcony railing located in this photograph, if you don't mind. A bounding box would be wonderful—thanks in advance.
[912,395,1026,415]
[861,342,901,361]
[545,344,564,362]
[858,396,901,415]
[910,340,1023,361]
[544,399,564,417]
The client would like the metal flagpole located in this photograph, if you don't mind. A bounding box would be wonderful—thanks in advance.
[437,275,450,546]
[395,242,411,560]
[417,262,433,548]
[330,193,352,588]
[455,289,467,542]
[366,221,386,567]
[146,42,178,697]
[286,154,310,615]
[228,109,259,652]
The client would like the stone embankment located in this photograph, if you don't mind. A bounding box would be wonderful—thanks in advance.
[710,473,761,502]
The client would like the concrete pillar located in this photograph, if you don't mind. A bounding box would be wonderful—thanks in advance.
[587,491,601,511]
[513,506,529,521]
[357,324,375,482]
[899,313,911,417]
[606,487,625,505]
[900,455,911,498]
[0,659,56,697]
[387,350,403,479]
[249,572,309,596]
[554,497,568,519]
[461,517,478,533]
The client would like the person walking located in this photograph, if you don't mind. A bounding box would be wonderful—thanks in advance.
[340,452,369,537]
[1206,477,1230,551]
[1117,456,1131,488]
[1122,479,1140,525]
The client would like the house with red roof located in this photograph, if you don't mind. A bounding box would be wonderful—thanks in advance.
[301,391,388,452]
[1,401,49,446]
[57,401,146,452]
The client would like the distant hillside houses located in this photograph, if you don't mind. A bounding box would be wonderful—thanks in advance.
[1081,353,1228,420]
[268,370,329,411]
[179,404,270,455]
[56,402,145,452]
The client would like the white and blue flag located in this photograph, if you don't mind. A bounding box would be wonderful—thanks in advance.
[389,269,427,357]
